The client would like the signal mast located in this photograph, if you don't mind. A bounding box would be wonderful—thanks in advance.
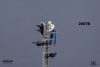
[32,21,57,67]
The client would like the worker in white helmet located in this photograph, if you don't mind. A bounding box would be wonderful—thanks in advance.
[47,20,56,46]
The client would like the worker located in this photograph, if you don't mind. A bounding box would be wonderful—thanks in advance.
[47,20,56,46]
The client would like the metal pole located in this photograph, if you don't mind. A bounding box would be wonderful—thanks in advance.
[42,46,44,67]
[45,46,49,67]
[43,24,49,67]
[43,40,49,67]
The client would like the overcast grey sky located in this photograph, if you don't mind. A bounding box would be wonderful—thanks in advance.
[0,0,100,67]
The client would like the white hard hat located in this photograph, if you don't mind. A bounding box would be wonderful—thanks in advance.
[48,20,52,25]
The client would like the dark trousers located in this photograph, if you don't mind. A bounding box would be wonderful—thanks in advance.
[49,31,56,45]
